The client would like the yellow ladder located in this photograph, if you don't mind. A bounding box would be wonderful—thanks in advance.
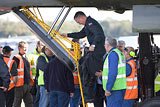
[14,7,88,107]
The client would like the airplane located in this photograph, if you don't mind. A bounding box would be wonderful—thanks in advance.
[0,0,160,14]
[1,0,160,107]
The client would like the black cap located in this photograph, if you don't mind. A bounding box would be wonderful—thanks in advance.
[3,46,14,53]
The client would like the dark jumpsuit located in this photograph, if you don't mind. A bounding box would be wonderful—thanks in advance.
[68,16,106,102]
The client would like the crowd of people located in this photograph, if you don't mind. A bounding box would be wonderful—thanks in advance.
[0,11,159,107]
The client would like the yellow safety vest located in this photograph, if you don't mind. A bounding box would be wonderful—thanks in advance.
[27,50,40,79]
[38,53,48,86]
[155,73,160,92]
[102,48,127,91]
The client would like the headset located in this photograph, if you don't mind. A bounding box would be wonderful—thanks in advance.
[124,48,135,57]
[129,51,135,57]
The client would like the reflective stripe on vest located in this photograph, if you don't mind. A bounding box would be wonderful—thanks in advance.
[103,63,126,69]
[102,74,126,80]
[32,76,36,80]
[73,72,79,85]
[7,58,12,68]
[155,81,160,84]
[14,54,34,87]
[73,73,78,76]
[127,86,138,89]
[124,60,138,100]
[8,58,15,90]
[102,48,127,91]
[39,72,44,76]
[18,75,24,78]
[3,57,15,90]
[27,52,39,79]
[14,54,25,87]
[38,53,48,86]
[10,81,14,84]
[155,74,160,92]
[31,65,36,69]
[17,69,24,72]
[70,50,79,85]
[127,78,137,81]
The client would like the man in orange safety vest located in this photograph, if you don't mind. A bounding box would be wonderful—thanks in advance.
[13,41,34,107]
[123,46,138,107]
[2,46,18,107]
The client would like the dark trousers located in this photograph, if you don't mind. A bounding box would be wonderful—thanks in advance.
[49,90,70,107]
[94,84,106,107]
[80,52,104,100]
[33,85,40,107]
[5,88,15,107]
[13,84,33,107]
[84,52,104,76]
[0,89,5,107]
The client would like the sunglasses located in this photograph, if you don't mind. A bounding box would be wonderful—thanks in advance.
[0,46,2,48]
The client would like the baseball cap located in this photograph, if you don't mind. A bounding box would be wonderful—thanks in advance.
[3,46,14,53]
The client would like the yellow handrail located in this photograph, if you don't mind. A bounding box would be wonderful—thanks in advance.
[21,7,87,107]
[23,7,80,62]
[36,7,44,23]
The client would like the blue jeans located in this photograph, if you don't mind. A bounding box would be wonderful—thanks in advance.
[70,85,81,107]
[122,99,136,107]
[106,90,125,107]
[49,90,70,107]
[34,85,40,107]
[39,86,49,107]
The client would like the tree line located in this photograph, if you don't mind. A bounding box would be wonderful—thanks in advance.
[0,18,137,38]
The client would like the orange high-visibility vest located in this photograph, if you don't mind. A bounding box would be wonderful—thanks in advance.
[14,54,34,87]
[3,57,15,91]
[124,59,138,100]
[73,72,79,85]
[70,50,79,85]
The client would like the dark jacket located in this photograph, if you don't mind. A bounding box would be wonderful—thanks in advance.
[68,16,106,56]
[44,57,74,94]
[36,54,52,78]
[0,54,10,88]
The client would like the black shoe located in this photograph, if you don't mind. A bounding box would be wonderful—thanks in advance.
[78,98,95,105]
[78,100,83,106]
[78,96,95,104]
[85,98,95,103]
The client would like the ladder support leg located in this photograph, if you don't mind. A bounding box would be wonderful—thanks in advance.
[55,7,72,32]
[48,6,66,34]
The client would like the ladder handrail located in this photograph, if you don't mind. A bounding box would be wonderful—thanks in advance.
[22,7,81,61]
[19,7,87,107]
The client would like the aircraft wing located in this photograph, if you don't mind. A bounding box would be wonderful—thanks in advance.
[0,0,160,12]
